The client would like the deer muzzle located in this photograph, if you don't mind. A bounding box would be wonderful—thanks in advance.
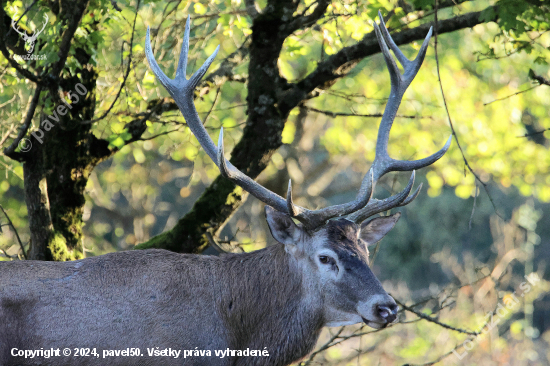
[357,294,399,329]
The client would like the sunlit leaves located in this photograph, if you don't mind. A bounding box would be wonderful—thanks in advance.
[194,3,208,15]
[304,14,550,203]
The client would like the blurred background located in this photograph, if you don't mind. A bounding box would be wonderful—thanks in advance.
[1,0,549,364]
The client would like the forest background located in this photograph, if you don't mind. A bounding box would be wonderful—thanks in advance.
[1,0,550,364]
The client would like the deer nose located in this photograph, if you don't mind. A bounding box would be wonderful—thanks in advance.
[376,303,398,323]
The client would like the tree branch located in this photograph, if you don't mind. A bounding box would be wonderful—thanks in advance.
[433,1,502,219]
[51,0,90,77]
[286,0,331,34]
[304,105,434,119]
[278,6,499,114]
[530,70,550,86]
[80,0,140,125]
[3,84,43,160]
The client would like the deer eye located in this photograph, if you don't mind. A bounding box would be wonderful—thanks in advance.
[319,255,330,264]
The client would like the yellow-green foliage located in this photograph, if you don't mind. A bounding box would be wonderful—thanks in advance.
[48,231,82,261]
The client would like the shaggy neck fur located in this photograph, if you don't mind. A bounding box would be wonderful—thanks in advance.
[215,243,324,366]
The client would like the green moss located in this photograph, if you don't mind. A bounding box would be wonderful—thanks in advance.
[226,186,244,206]
[47,231,82,261]
[135,230,175,250]
[48,231,68,261]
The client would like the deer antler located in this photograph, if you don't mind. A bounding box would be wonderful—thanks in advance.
[346,12,453,223]
[145,18,293,214]
[145,13,451,231]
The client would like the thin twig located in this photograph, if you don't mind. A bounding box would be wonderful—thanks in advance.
[304,106,433,119]
[202,87,221,126]
[137,128,183,141]
[517,128,550,138]
[0,95,17,109]
[433,0,502,219]
[80,0,141,124]
[0,124,17,147]
[468,183,478,230]
[194,10,248,20]
[301,327,346,365]
[483,85,540,106]
[3,84,43,157]
[0,247,19,259]
[395,299,479,336]
[401,342,463,366]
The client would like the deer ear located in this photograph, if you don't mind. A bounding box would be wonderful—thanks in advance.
[265,206,300,246]
[359,212,401,247]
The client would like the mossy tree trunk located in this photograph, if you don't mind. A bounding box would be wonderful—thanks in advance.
[3,0,114,260]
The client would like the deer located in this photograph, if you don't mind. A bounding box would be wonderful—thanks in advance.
[0,12,450,366]
[11,12,49,54]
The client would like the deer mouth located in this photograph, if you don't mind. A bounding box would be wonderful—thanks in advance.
[361,317,388,329]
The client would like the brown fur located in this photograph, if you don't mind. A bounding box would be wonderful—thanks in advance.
[0,246,322,366]
[0,211,400,366]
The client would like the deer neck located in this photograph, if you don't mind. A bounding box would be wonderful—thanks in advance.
[217,243,324,363]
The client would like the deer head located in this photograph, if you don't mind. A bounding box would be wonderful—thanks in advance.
[11,12,49,54]
[144,12,451,329]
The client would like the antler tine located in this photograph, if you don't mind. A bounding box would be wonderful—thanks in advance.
[335,12,450,223]
[286,180,302,217]
[175,15,191,81]
[398,182,422,206]
[146,18,302,217]
[377,11,432,82]
[348,171,417,223]
[145,24,220,161]
[371,12,448,181]
[217,128,231,179]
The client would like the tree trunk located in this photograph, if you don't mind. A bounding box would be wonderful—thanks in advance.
[136,0,298,253]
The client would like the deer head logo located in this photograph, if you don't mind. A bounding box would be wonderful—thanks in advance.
[11,12,49,54]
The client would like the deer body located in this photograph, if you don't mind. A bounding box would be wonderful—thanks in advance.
[0,247,314,366]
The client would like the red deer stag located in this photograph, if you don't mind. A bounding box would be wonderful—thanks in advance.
[0,12,450,366]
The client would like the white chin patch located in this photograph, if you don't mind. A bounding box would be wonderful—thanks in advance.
[363,319,387,329]
[326,319,362,327]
